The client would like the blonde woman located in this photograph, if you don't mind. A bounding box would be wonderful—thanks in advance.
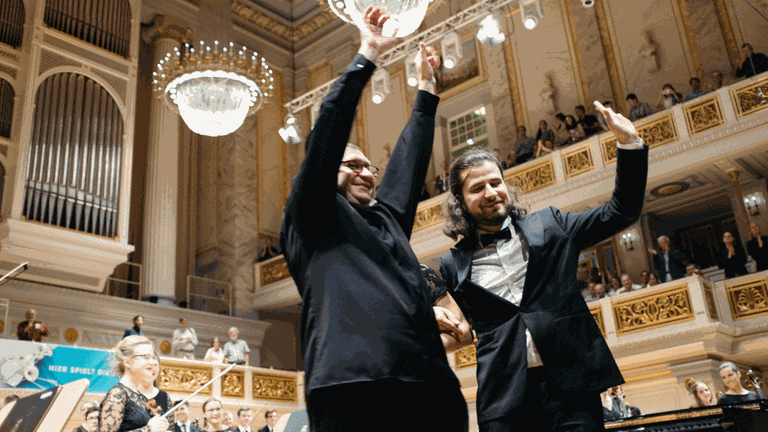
[686,381,715,407]
[717,362,760,405]
[100,336,172,432]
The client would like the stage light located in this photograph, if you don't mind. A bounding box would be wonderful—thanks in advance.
[371,68,390,104]
[520,0,544,30]
[582,0,595,8]
[477,12,505,47]
[406,51,419,87]
[279,113,302,145]
[441,31,462,70]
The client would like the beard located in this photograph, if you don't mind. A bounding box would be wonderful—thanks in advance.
[471,202,513,229]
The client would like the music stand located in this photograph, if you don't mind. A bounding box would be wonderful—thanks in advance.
[0,378,89,432]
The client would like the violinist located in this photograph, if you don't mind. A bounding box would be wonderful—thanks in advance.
[685,380,715,407]
[100,336,173,432]
[717,362,761,404]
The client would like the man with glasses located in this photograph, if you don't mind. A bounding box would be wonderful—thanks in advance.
[257,410,277,432]
[280,6,467,432]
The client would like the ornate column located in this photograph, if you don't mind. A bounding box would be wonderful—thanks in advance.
[727,169,751,234]
[141,17,191,306]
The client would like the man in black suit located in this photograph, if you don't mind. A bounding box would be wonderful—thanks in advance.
[122,315,143,339]
[649,236,685,281]
[747,222,768,271]
[256,409,276,432]
[173,401,202,432]
[279,6,466,432]
[435,102,647,431]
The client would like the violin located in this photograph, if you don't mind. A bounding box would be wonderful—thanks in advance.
[146,400,163,417]
[746,370,766,399]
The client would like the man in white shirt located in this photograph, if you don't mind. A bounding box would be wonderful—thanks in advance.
[257,409,278,432]
[173,401,202,432]
[172,318,199,360]
[618,273,643,294]
[224,326,250,365]
[235,406,254,432]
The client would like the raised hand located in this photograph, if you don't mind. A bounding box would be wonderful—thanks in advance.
[357,6,398,60]
[594,101,639,145]
[414,42,440,91]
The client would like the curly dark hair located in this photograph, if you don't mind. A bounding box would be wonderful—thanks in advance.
[442,149,527,240]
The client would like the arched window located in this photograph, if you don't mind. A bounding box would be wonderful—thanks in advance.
[0,79,12,139]
[44,0,131,57]
[24,72,123,238]
[0,0,24,48]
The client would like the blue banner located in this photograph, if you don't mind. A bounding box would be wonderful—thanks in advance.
[0,340,118,393]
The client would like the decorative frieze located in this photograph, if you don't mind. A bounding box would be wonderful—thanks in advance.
[454,344,477,370]
[612,285,694,336]
[562,144,595,179]
[703,283,719,321]
[413,201,444,233]
[157,363,213,395]
[732,77,768,118]
[590,305,606,337]
[252,372,298,402]
[260,257,291,286]
[600,114,678,165]
[222,370,246,398]
[504,158,556,194]
[725,277,768,320]
[684,97,725,135]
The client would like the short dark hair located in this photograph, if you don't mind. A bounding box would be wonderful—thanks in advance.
[85,406,100,418]
[442,150,527,240]
[179,317,187,323]
[174,400,190,408]
[555,113,566,121]
[742,43,753,49]
[133,315,143,323]
[237,405,252,416]
[603,101,612,106]
[575,105,586,112]
[265,409,278,419]
[626,93,638,101]
[689,77,700,86]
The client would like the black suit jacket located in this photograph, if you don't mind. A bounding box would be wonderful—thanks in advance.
[257,427,269,432]
[717,244,748,278]
[280,55,457,397]
[173,423,203,432]
[439,147,648,423]
[651,249,685,281]
[746,236,768,271]
[122,326,142,339]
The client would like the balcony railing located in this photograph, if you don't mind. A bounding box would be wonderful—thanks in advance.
[187,275,233,316]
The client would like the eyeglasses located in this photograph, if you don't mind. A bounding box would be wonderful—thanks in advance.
[340,160,379,177]
[130,353,159,362]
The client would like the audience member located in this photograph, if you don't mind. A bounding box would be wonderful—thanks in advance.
[123,315,144,339]
[655,84,683,110]
[717,231,748,279]
[201,398,227,432]
[686,263,703,277]
[553,113,569,146]
[575,104,603,137]
[222,412,234,429]
[650,235,685,281]
[513,125,536,164]
[607,386,642,418]
[204,337,226,364]
[258,238,279,262]
[597,101,613,129]
[709,71,727,91]
[534,138,555,158]
[174,400,203,432]
[746,222,768,271]
[17,309,49,342]
[434,162,449,194]
[76,406,100,432]
[640,270,650,286]
[581,281,596,299]
[2,394,19,407]
[73,401,99,432]
[172,318,199,360]
[627,93,653,121]
[564,114,584,145]
[684,77,708,102]
[235,406,254,432]
[258,410,278,432]
[618,273,642,294]
[585,283,610,301]
[534,120,555,148]
[686,381,715,408]
[735,43,768,79]
[717,362,760,404]
[505,150,516,170]
[223,327,249,365]
[647,272,659,287]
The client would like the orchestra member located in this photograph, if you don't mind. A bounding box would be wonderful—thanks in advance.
[717,362,760,404]
[686,381,715,407]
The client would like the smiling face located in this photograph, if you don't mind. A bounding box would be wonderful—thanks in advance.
[723,231,735,244]
[125,343,159,382]
[175,404,189,423]
[204,401,223,426]
[460,161,510,232]
[720,366,742,392]
[266,410,279,428]
[695,384,712,405]
[238,409,253,427]
[621,274,633,289]
[85,411,99,431]
[337,147,376,210]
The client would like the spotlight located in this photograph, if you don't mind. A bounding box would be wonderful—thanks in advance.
[441,31,462,70]
[520,0,544,30]
[279,113,302,145]
[406,51,419,87]
[371,68,390,104]
[582,0,595,7]
[477,12,505,47]
[523,16,537,30]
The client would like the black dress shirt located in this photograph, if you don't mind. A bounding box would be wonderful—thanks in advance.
[746,236,768,271]
[280,54,458,396]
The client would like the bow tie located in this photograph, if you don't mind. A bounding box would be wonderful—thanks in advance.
[479,227,512,245]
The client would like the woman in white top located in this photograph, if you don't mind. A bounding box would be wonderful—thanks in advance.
[204,337,225,363]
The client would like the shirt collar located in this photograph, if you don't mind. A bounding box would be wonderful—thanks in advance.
[476,216,512,237]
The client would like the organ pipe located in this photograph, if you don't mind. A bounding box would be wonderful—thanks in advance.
[44,0,131,57]
[0,0,24,48]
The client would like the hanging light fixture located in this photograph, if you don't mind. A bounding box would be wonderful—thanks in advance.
[520,0,544,30]
[153,0,274,137]
[441,31,462,69]
[329,0,434,37]
[371,68,390,104]
[406,50,419,87]
[279,113,302,144]
[477,11,505,47]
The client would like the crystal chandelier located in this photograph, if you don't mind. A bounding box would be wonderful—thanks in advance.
[154,41,274,137]
[329,0,435,37]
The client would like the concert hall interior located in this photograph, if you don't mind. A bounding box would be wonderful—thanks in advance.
[0,0,767,430]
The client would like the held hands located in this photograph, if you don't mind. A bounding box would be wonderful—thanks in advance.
[414,42,440,92]
[147,416,169,432]
[357,6,398,62]
[593,101,639,145]
[434,306,461,340]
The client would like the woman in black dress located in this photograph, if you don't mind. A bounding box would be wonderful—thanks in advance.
[100,336,172,432]
[717,362,760,405]
[716,232,748,279]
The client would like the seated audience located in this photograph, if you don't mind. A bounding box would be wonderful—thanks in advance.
[735,43,768,79]
[258,238,279,262]
[646,272,660,287]
[747,222,768,272]
[585,283,610,301]
[686,381,715,408]
[564,115,584,145]
[639,270,650,287]
[650,235,685,281]
[535,120,555,148]
[655,84,683,110]
[608,276,622,293]
[717,231,748,279]
[686,263,703,277]
[553,113,569,146]
[575,104,603,137]
[513,125,536,164]
[601,386,641,421]
[17,309,49,342]
[534,138,555,158]
[709,70,727,91]
[618,273,642,294]
[684,77,708,102]
[204,337,226,364]
[627,93,653,121]
[73,401,99,432]
[174,400,203,432]
[717,362,761,404]
[434,162,449,194]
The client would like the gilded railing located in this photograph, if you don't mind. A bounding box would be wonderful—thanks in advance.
[157,363,213,395]
[222,370,246,398]
[600,114,678,165]
[260,256,291,285]
[504,158,556,193]
[562,143,595,179]
[252,372,298,402]
[454,343,477,370]
[413,200,444,233]
[590,304,606,337]
[731,77,768,118]
[725,277,768,320]
[703,282,719,321]
[684,97,725,135]
[612,284,694,336]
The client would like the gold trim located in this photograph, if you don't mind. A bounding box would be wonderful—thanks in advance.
[64,328,79,343]
[501,18,525,127]
[612,284,695,336]
[252,372,298,402]
[160,340,172,355]
[157,363,214,395]
[590,304,606,338]
[606,407,725,429]
[454,343,478,370]
[260,256,291,286]
[712,0,742,68]
[731,77,768,118]
[0,319,4,334]
[600,114,678,165]
[725,277,768,320]
[504,158,556,194]
[413,201,444,233]
[561,143,595,179]
[703,282,719,321]
[232,0,336,45]
[684,96,725,135]
[222,370,246,398]
[595,0,626,114]
[150,16,194,44]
